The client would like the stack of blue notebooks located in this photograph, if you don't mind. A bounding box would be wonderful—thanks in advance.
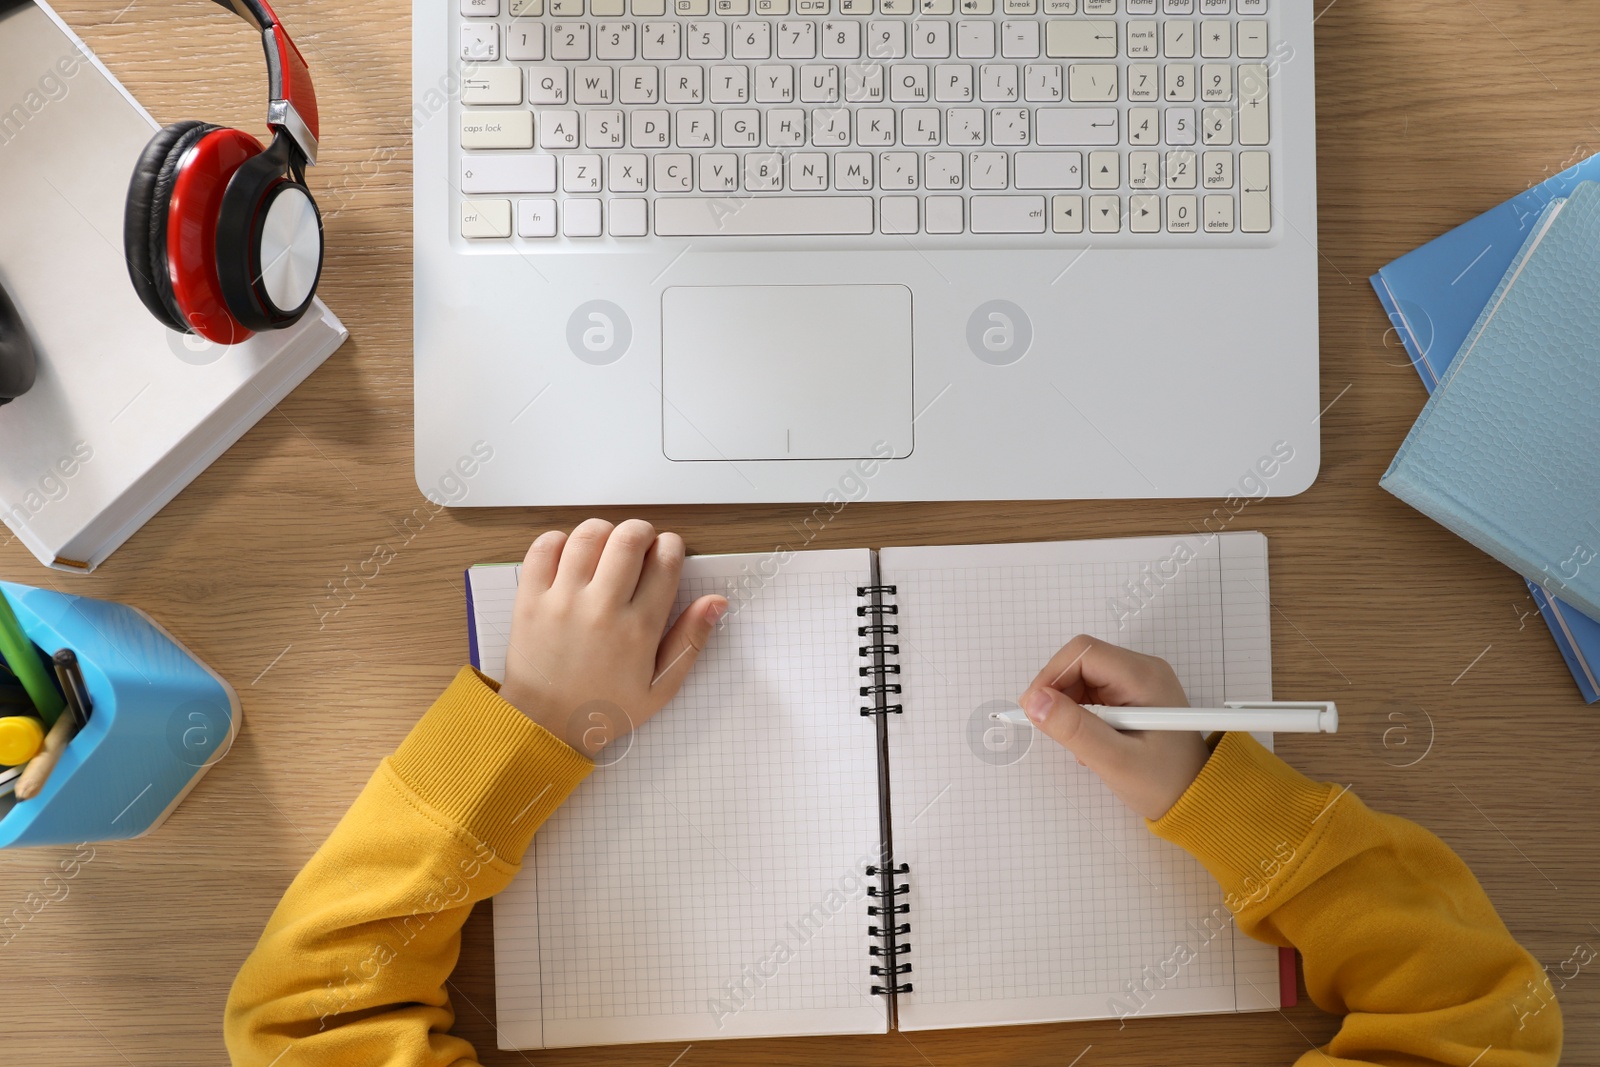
[1372,161,1600,703]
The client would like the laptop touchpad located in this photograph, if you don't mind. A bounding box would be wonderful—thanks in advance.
[662,285,913,461]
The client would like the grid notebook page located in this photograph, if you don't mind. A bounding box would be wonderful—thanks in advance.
[881,533,1281,1031]
[477,550,888,1049]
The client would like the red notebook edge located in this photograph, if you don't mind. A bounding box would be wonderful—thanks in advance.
[1278,947,1299,1007]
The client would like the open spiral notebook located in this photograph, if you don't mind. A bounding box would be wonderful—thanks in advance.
[466,532,1292,1050]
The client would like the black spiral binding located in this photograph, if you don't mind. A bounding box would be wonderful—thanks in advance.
[857,583,903,718]
[860,572,911,1003]
[867,863,912,995]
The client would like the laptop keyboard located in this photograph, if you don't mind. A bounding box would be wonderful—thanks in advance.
[453,0,1277,240]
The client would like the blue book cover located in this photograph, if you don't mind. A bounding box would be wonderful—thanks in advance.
[1380,182,1600,656]
[1373,152,1600,387]
[1372,159,1600,702]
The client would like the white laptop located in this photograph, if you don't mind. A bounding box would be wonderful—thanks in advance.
[413,0,1319,503]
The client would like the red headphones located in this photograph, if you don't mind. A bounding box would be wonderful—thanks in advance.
[123,0,323,345]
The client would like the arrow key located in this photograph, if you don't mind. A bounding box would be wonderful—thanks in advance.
[1130,193,1160,232]
[1089,193,1121,233]
[1051,193,1083,233]
[1088,149,1120,189]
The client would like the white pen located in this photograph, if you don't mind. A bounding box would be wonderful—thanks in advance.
[990,701,1339,735]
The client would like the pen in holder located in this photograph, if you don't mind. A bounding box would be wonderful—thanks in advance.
[0,581,240,848]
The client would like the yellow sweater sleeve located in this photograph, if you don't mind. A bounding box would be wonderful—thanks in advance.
[1151,733,1562,1067]
[224,668,593,1067]
[226,677,1562,1066]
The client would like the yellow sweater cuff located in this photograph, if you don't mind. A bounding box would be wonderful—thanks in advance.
[387,666,593,865]
[1148,732,1337,906]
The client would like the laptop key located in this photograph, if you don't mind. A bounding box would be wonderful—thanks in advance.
[1238,63,1270,144]
[506,23,545,61]
[462,66,523,105]
[927,194,965,233]
[563,198,603,236]
[462,154,555,193]
[1240,150,1270,232]
[609,198,649,236]
[461,110,533,149]
[517,198,557,237]
[461,199,512,237]
[654,196,875,235]
[1167,193,1198,232]
[549,23,590,60]
[527,65,568,104]
[881,195,919,234]
[970,195,1046,233]
[1035,107,1118,145]
[1203,193,1235,232]
[1237,19,1269,59]
[461,23,499,61]
[969,150,1008,189]
[1130,194,1161,232]
[1045,20,1118,58]
[1089,193,1120,232]
[1051,193,1083,232]
[1014,150,1082,189]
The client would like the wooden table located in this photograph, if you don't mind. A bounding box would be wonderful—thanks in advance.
[3,0,1596,1062]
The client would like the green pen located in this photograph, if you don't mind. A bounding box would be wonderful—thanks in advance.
[0,589,63,729]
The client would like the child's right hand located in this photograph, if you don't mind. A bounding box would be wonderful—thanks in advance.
[1018,635,1210,821]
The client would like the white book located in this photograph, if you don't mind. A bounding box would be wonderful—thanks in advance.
[466,532,1288,1050]
[0,0,347,572]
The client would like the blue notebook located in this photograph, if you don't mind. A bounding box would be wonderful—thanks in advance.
[1379,181,1600,689]
[1373,153,1600,388]
[1373,162,1600,703]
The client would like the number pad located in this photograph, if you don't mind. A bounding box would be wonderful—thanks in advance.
[1202,149,1233,189]
[1163,63,1195,101]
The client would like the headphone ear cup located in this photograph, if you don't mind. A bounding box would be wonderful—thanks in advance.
[124,120,219,334]
[0,282,36,405]
[216,149,324,331]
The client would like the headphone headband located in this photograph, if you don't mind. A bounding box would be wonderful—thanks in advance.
[209,0,320,164]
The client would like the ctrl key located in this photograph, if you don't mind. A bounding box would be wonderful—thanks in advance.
[461,198,512,237]
[518,198,558,237]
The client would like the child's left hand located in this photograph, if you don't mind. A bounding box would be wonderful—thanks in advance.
[495,519,727,761]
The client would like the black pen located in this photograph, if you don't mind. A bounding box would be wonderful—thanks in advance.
[52,649,91,728]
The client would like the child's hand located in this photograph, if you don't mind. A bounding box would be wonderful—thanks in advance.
[1018,635,1210,821]
[496,519,727,761]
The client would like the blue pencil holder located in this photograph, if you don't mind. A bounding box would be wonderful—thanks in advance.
[0,582,240,848]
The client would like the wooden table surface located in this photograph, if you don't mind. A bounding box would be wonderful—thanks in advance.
[3,0,1596,1062]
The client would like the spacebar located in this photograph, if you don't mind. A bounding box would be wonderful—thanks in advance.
[654,196,875,236]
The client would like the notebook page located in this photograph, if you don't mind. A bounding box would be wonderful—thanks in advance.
[478,551,888,1048]
[881,532,1281,1031]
